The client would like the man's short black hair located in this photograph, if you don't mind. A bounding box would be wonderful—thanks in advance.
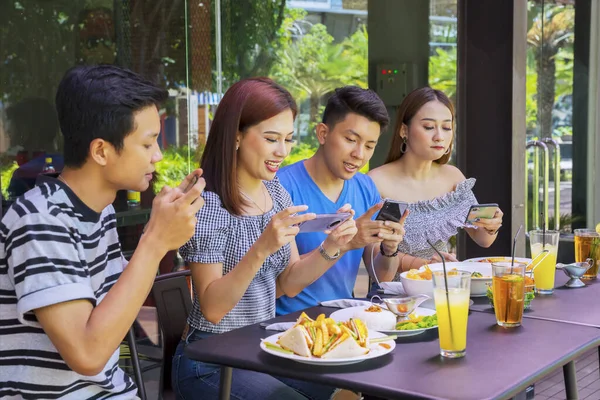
[322,86,389,132]
[55,64,168,168]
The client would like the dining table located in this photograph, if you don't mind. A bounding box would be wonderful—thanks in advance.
[184,305,600,400]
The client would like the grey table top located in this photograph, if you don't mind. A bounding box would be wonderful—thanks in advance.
[470,271,600,328]
[185,306,600,400]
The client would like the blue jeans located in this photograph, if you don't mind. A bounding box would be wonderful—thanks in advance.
[172,327,337,400]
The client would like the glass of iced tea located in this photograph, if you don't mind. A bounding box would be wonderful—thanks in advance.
[574,229,600,280]
[492,262,526,327]
[432,270,471,358]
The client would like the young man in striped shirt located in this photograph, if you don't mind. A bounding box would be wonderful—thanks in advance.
[0,65,205,399]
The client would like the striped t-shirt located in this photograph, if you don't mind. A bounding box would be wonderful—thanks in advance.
[0,176,137,399]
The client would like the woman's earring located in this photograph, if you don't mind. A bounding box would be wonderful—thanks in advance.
[444,145,451,155]
[400,137,408,154]
[236,144,239,151]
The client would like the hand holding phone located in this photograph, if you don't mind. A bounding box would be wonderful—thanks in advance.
[375,199,409,223]
[298,213,352,233]
[465,203,498,224]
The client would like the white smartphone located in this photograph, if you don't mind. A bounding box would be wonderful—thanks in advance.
[298,213,352,233]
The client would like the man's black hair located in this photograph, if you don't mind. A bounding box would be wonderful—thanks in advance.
[322,86,389,131]
[55,64,168,167]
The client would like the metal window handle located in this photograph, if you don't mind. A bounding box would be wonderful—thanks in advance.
[525,140,549,231]
[540,138,561,231]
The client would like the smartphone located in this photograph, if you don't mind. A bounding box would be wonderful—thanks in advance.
[375,199,409,223]
[298,213,352,233]
[465,203,498,224]
[184,175,199,193]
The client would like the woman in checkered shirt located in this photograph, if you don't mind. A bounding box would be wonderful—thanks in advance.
[173,78,359,400]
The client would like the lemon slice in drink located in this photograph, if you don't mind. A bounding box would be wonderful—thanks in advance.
[596,223,600,234]
[503,274,523,282]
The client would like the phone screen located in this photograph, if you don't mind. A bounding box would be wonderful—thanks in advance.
[375,200,409,223]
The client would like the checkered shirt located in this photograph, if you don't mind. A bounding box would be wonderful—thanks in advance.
[180,177,293,333]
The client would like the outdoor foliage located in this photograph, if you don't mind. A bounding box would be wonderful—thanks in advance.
[270,9,368,142]
[152,145,204,194]
[428,47,457,103]
[527,4,574,138]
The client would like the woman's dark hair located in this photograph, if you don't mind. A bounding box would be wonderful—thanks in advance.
[385,87,455,165]
[55,64,168,168]
[322,86,389,131]
[200,77,297,215]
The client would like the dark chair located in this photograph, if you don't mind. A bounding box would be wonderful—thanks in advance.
[152,270,193,399]
[128,270,193,400]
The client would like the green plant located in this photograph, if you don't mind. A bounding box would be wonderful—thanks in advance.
[153,146,203,194]
[1,161,19,199]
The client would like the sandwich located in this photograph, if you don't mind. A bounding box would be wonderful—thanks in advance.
[276,313,370,359]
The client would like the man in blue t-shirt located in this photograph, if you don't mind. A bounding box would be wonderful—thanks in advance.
[277,86,407,315]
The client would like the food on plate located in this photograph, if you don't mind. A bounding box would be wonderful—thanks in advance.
[274,312,370,358]
[406,265,433,280]
[407,265,488,280]
[352,304,397,331]
[477,257,510,263]
[395,313,438,331]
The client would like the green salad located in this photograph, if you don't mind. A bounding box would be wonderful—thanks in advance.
[486,286,535,309]
[395,314,438,331]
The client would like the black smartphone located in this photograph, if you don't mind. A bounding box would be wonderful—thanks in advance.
[375,199,409,223]
[465,203,498,224]
[184,175,199,193]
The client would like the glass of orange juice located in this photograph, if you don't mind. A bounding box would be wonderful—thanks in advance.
[432,270,471,358]
[529,230,560,295]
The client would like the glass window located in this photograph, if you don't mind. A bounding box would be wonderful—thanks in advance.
[525,0,575,232]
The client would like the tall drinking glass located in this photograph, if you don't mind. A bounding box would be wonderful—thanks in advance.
[492,263,526,327]
[432,271,471,358]
[574,229,600,280]
[529,230,560,294]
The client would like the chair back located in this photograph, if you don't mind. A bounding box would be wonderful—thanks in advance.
[152,270,193,397]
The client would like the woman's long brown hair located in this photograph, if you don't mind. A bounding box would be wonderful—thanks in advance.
[385,87,455,165]
[200,77,297,215]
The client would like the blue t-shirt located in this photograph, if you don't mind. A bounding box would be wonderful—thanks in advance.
[276,161,381,315]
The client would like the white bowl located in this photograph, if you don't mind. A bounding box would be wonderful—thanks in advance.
[425,262,492,296]
[399,271,434,298]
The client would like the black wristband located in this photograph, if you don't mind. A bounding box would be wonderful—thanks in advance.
[380,242,399,257]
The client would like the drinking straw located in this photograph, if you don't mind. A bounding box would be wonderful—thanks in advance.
[427,240,453,348]
[541,211,546,248]
[506,225,523,323]
[511,225,523,269]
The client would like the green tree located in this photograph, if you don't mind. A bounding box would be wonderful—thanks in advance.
[270,11,368,144]
[220,0,287,85]
[428,47,457,103]
[527,5,574,138]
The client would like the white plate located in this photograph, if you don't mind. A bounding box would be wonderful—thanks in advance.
[260,330,395,366]
[464,256,532,264]
[329,306,437,337]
